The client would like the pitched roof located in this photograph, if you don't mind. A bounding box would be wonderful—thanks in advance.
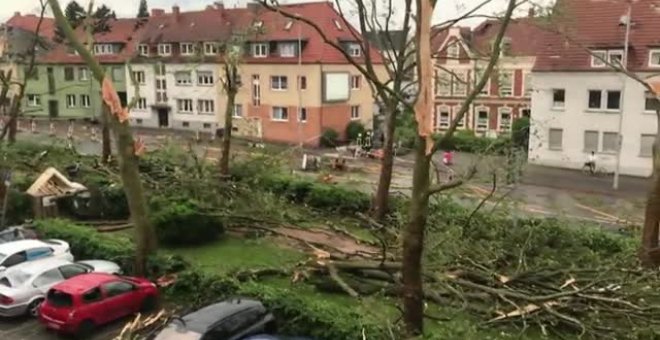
[26,167,86,197]
[534,0,660,72]
[5,13,56,41]
[431,26,470,53]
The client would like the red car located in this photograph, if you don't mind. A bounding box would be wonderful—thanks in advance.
[39,272,158,336]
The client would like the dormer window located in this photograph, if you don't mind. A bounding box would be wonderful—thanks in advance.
[650,50,660,67]
[94,44,114,55]
[254,20,263,28]
[591,49,624,68]
[158,44,172,56]
[333,19,343,30]
[252,43,268,58]
[447,42,459,59]
[278,42,297,57]
[347,43,361,57]
[138,44,149,56]
[284,21,293,31]
[180,43,195,56]
[204,42,218,55]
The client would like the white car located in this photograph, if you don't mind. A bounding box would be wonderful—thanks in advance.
[0,257,121,317]
[0,239,73,271]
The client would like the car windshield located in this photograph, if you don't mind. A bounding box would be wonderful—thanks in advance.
[47,289,73,307]
[3,270,31,287]
[0,253,6,263]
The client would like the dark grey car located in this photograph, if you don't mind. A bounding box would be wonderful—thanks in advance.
[154,298,276,340]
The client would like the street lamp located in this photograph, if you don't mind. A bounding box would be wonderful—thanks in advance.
[613,3,631,190]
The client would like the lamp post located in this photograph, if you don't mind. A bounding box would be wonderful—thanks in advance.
[613,3,631,190]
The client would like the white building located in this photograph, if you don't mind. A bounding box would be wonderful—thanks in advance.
[528,0,659,177]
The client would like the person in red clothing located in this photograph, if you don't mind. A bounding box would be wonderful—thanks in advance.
[442,150,454,166]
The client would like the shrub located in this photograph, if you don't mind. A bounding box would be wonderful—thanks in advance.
[151,198,225,246]
[5,190,32,225]
[511,116,530,151]
[345,121,366,142]
[320,128,339,147]
[435,130,511,155]
[306,183,370,213]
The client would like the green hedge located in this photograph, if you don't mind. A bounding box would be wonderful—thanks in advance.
[320,128,339,147]
[435,130,512,154]
[150,197,225,246]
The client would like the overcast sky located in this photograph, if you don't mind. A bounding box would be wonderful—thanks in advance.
[0,0,529,28]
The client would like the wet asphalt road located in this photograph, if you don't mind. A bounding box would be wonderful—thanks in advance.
[0,315,124,340]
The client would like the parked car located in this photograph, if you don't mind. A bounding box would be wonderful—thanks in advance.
[0,257,121,317]
[39,273,158,336]
[0,226,37,244]
[0,239,72,270]
[153,298,275,340]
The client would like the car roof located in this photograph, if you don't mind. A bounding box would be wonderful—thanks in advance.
[183,298,265,333]
[0,240,47,254]
[50,273,117,294]
[5,257,70,276]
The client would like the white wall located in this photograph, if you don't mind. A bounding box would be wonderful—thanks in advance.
[529,71,656,177]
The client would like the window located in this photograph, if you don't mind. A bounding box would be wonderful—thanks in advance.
[498,108,512,132]
[112,67,123,81]
[298,76,307,90]
[272,106,288,121]
[156,79,166,90]
[252,43,268,58]
[233,104,243,118]
[436,106,450,129]
[203,123,212,129]
[47,290,73,307]
[453,71,467,96]
[646,91,659,112]
[602,132,619,153]
[524,73,532,97]
[588,90,602,109]
[584,130,599,152]
[177,99,193,113]
[64,67,74,81]
[552,89,565,108]
[351,75,361,90]
[33,268,64,288]
[608,50,623,65]
[641,134,655,157]
[591,50,606,67]
[298,107,307,122]
[2,252,26,267]
[607,90,621,110]
[254,20,263,28]
[175,71,192,86]
[94,44,114,55]
[447,42,459,59]
[155,63,166,76]
[197,71,214,86]
[138,44,149,56]
[180,42,195,55]
[26,94,41,107]
[82,287,102,304]
[81,95,90,108]
[270,76,288,90]
[475,108,489,131]
[136,119,143,125]
[66,94,76,108]
[436,70,451,96]
[204,42,218,55]
[135,98,147,110]
[650,50,660,67]
[548,128,563,150]
[158,44,172,56]
[132,71,146,85]
[182,121,190,128]
[26,247,53,260]
[198,99,214,114]
[348,43,361,57]
[79,67,88,81]
[103,281,134,297]
[498,71,512,97]
[156,92,168,103]
[351,105,360,120]
[279,43,297,57]
[58,264,88,279]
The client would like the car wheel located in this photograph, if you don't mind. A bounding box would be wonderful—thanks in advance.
[76,320,95,339]
[140,295,157,313]
[27,298,43,317]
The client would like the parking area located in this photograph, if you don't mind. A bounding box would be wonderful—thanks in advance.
[0,316,122,339]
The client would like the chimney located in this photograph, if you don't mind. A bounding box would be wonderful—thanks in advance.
[528,7,536,17]
[172,5,180,22]
[215,1,225,10]
[13,12,20,17]
[151,9,164,16]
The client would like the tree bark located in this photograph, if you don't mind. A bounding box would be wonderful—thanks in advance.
[48,0,156,275]
[402,135,431,335]
[372,103,397,219]
[7,96,19,144]
[101,103,112,163]
[640,112,660,267]
[220,66,237,176]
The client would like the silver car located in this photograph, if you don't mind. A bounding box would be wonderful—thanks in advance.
[0,257,121,317]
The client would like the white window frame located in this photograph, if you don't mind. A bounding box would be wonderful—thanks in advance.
[158,44,172,56]
[475,106,489,132]
[350,105,360,120]
[252,43,268,58]
[351,75,361,90]
[197,71,214,86]
[552,89,565,109]
[132,71,146,85]
[591,50,607,67]
[180,42,195,56]
[80,94,91,108]
[204,42,218,55]
[348,43,362,57]
[197,99,214,115]
[79,67,88,81]
[497,107,512,132]
[233,104,243,118]
[586,89,621,112]
[270,76,288,91]
[138,44,149,56]
[135,98,148,110]
[498,71,513,97]
[94,44,113,55]
[608,50,623,65]
[175,71,193,86]
[436,105,450,129]
[26,94,41,107]
[66,94,76,108]
[272,106,289,121]
[649,50,660,67]
[177,99,194,113]
[278,43,296,57]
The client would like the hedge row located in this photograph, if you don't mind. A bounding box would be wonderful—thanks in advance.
[435,130,512,154]
[33,219,387,339]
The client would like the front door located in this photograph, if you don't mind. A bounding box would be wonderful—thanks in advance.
[48,100,59,118]
[157,108,168,127]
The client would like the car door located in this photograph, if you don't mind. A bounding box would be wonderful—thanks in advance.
[100,280,137,321]
[1,251,27,268]
[32,268,65,293]
[79,287,108,324]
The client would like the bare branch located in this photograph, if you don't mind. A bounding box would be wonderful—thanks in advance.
[427,164,477,197]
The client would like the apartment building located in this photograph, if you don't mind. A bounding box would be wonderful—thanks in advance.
[128,2,384,146]
[529,0,658,177]
[431,10,544,136]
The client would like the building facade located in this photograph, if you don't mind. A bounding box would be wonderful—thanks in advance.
[431,11,543,137]
[529,0,658,177]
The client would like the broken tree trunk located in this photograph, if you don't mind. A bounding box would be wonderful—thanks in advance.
[641,110,660,267]
[372,100,397,220]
